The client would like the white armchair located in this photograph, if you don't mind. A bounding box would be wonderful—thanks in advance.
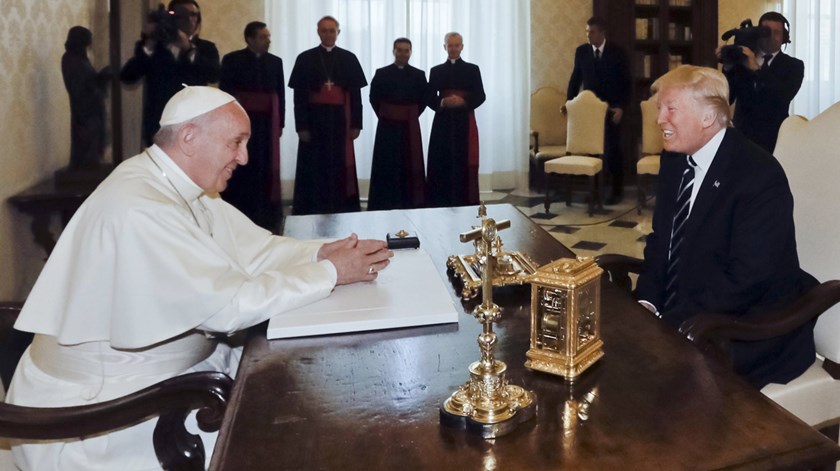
[761,101,840,436]
[529,87,568,192]
[637,96,662,214]
[543,90,608,216]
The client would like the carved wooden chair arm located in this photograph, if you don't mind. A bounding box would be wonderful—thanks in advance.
[0,370,233,471]
[679,280,840,362]
[595,254,643,293]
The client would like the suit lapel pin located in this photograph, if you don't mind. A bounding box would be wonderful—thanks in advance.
[713,180,720,188]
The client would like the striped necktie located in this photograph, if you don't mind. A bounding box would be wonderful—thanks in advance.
[663,155,696,311]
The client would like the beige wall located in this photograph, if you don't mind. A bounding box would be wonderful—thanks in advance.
[0,0,109,300]
[200,1,265,59]
[719,0,782,38]
[531,0,591,93]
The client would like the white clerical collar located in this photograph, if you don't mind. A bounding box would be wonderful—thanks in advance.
[449,58,459,64]
[321,44,336,52]
[691,127,726,173]
[147,145,204,202]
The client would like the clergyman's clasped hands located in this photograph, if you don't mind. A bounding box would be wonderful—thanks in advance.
[317,233,393,285]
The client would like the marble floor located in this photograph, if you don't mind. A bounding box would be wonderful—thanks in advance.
[481,186,654,260]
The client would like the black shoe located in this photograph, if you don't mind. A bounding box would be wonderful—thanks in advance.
[605,194,623,205]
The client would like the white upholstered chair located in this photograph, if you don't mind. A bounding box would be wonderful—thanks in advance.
[543,90,608,216]
[529,87,568,192]
[637,96,662,214]
[760,101,840,437]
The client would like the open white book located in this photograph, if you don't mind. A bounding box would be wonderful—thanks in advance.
[266,249,459,339]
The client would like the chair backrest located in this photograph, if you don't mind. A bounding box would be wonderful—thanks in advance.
[640,96,663,155]
[774,101,840,362]
[565,90,608,155]
[530,87,567,146]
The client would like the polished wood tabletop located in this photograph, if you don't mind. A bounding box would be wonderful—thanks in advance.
[211,204,840,470]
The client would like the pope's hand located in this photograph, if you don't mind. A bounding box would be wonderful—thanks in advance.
[318,233,393,285]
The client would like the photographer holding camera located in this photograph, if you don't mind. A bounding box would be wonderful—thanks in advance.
[121,0,220,146]
[716,11,803,153]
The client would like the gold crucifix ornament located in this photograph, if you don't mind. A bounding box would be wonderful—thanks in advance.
[440,212,536,438]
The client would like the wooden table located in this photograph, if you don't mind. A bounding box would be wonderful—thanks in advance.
[211,204,840,470]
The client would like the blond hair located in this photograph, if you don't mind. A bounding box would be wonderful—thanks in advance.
[651,65,732,128]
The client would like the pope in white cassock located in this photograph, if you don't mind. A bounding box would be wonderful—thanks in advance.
[6,86,393,470]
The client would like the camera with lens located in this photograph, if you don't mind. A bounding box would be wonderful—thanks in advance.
[145,3,184,46]
[719,19,771,68]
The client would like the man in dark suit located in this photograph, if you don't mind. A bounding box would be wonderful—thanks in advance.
[567,16,631,204]
[635,65,815,389]
[120,0,220,146]
[220,21,285,230]
[719,11,803,153]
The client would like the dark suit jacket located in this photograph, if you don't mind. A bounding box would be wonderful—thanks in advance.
[120,38,220,145]
[636,128,815,388]
[567,41,630,108]
[725,51,804,153]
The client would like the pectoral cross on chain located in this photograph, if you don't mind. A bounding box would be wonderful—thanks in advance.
[325,80,334,90]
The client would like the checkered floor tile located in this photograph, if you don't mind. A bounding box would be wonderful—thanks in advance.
[483,187,655,260]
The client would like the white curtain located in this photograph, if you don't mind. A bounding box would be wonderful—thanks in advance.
[783,0,840,118]
[266,0,531,198]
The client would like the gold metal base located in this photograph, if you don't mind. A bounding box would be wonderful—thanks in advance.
[440,360,536,438]
[447,251,539,300]
[524,339,604,379]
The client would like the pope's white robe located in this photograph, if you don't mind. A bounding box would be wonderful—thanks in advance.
[7,145,337,470]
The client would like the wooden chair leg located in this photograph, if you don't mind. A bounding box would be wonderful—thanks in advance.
[597,171,605,210]
[588,175,597,216]
[543,173,553,213]
[638,174,645,215]
[565,174,572,207]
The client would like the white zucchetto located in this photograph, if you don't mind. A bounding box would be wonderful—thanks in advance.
[159,85,236,126]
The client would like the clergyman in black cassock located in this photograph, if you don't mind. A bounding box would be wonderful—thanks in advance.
[220,22,285,230]
[368,38,427,210]
[119,0,220,146]
[288,16,367,215]
[425,32,486,208]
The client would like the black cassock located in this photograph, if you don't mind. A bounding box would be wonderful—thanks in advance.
[425,58,485,208]
[219,48,285,230]
[288,46,367,215]
[368,64,427,210]
[120,37,220,146]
